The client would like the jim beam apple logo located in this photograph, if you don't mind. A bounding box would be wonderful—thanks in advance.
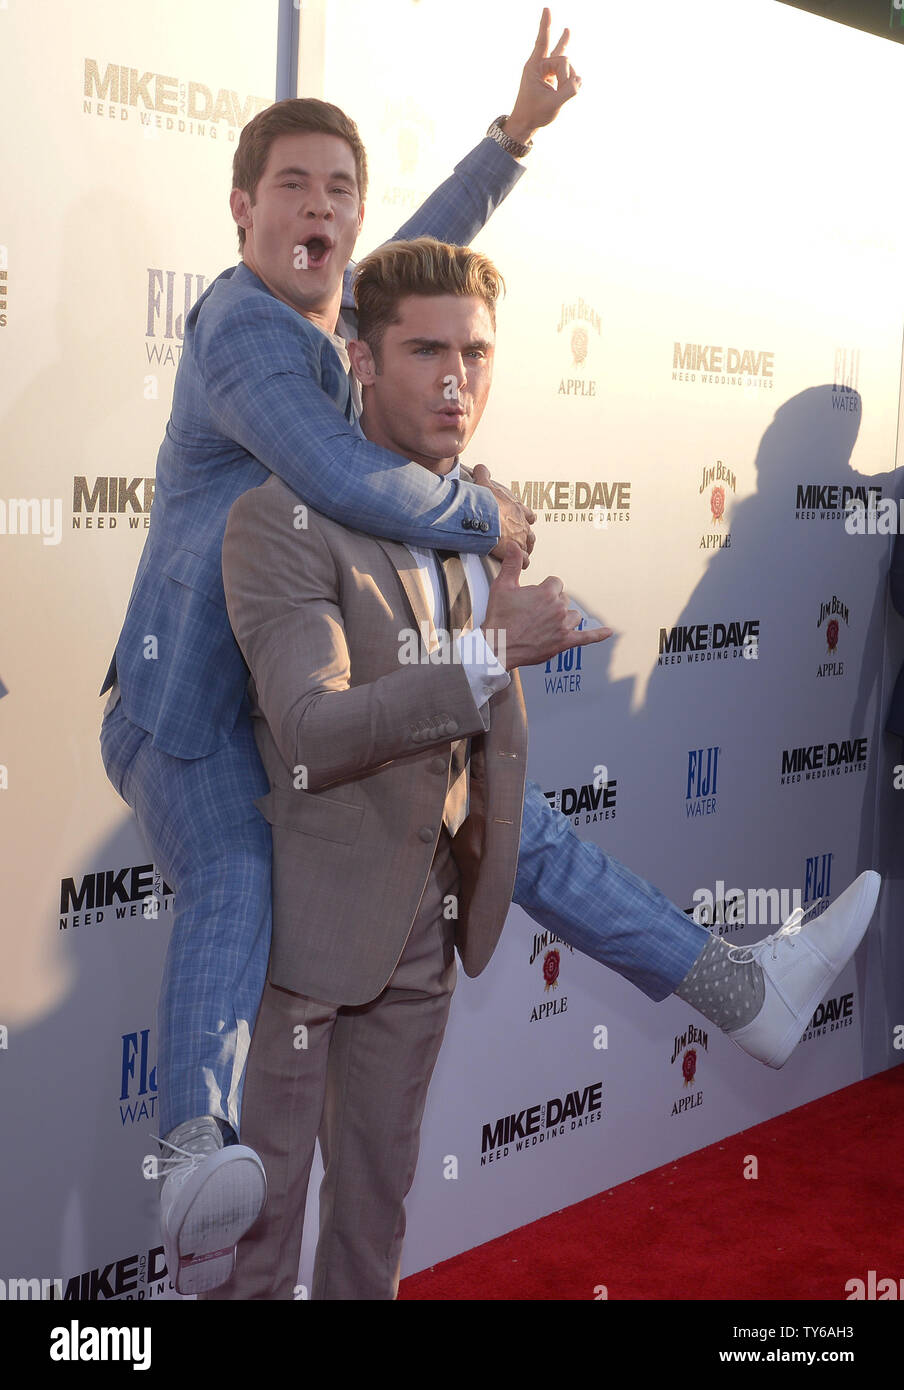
[698,460,736,552]
[528,931,571,1023]
[669,1023,707,1116]
[816,595,849,679]
[556,297,601,399]
[82,59,270,142]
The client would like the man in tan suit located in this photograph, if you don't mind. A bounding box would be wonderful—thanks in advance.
[212,239,607,1300]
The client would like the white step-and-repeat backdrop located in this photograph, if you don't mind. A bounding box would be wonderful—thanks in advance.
[2,0,902,1301]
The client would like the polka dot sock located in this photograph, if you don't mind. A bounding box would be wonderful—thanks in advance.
[159,1114,237,1159]
[674,934,765,1032]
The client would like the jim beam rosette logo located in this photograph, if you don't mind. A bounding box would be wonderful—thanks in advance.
[570,325,588,367]
[542,949,560,992]
[556,296,601,398]
[682,1048,697,1086]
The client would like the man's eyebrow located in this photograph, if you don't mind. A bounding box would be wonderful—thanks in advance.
[400,336,494,351]
[272,166,356,182]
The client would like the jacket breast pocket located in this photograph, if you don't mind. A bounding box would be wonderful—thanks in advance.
[254,786,364,846]
[163,547,228,610]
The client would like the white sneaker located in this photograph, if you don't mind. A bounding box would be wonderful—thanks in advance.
[725,870,880,1069]
[157,1136,267,1295]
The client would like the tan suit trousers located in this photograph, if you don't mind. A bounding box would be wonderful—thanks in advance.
[204,829,460,1300]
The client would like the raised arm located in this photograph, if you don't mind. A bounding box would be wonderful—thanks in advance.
[341,8,582,304]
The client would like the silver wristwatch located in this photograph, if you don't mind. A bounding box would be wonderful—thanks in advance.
[486,114,533,158]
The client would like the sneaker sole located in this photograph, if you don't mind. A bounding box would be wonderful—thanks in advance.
[164,1148,267,1295]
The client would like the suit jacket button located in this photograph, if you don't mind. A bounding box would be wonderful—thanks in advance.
[479,520,489,532]
[418,826,434,843]
[461,518,472,529]
[430,756,446,774]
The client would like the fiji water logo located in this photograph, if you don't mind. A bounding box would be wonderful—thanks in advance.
[119,1030,157,1125]
[803,852,833,919]
[686,746,719,818]
[543,636,585,696]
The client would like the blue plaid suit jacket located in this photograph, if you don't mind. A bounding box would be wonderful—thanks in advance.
[102,137,524,758]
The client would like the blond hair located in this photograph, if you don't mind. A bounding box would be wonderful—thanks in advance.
[353,237,504,362]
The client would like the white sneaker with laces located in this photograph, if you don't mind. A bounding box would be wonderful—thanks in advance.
[156,1135,267,1295]
[725,870,880,1068]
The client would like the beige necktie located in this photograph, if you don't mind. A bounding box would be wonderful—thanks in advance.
[327,325,362,421]
[437,550,473,836]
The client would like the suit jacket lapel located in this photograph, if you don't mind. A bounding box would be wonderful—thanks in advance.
[372,537,439,647]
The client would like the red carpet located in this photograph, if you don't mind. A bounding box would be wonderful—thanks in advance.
[400,1067,904,1301]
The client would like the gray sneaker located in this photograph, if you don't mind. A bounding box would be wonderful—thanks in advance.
[154,1122,267,1295]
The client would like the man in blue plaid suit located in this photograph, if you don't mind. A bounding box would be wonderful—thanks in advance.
[100,17,880,1297]
[98,13,589,1291]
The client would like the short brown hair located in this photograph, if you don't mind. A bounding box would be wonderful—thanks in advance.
[353,237,505,363]
[232,98,368,250]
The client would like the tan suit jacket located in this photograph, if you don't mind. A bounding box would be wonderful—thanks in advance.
[221,470,528,1006]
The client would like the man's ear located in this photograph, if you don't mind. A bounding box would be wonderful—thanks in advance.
[347,338,377,386]
[230,187,253,234]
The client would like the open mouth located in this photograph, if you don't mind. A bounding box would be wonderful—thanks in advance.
[300,234,333,269]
